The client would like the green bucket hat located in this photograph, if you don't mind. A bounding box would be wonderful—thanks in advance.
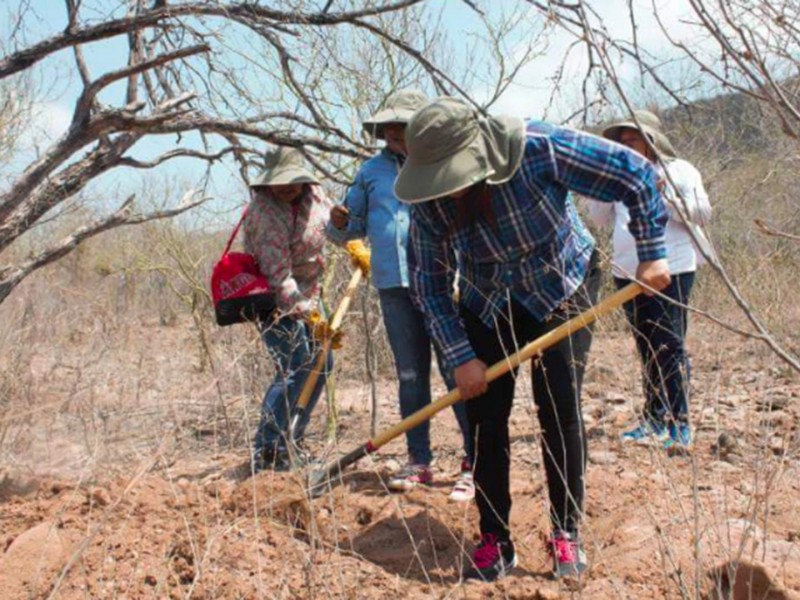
[602,110,677,159]
[394,97,525,203]
[362,89,428,140]
[250,146,319,188]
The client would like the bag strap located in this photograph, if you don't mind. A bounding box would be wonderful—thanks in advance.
[222,208,249,257]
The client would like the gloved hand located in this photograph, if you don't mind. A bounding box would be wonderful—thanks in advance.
[345,240,371,276]
[305,310,344,349]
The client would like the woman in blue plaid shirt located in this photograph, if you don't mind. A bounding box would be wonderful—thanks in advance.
[394,97,671,581]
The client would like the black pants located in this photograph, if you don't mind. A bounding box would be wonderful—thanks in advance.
[614,272,695,425]
[461,262,600,540]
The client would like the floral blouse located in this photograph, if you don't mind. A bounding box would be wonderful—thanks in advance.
[243,184,331,314]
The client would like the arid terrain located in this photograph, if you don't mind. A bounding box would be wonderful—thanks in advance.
[2,1,799,598]
[1,296,798,599]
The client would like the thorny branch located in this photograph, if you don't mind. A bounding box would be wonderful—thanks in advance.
[522,0,800,373]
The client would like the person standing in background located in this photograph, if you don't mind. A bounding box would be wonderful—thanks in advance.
[588,110,712,452]
[327,90,475,501]
[245,147,333,472]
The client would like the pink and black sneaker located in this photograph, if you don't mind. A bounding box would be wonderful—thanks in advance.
[548,530,588,578]
[463,533,517,582]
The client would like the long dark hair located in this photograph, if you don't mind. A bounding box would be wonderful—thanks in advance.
[454,181,496,233]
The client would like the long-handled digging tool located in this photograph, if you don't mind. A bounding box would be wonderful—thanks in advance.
[307,281,644,497]
[287,241,370,442]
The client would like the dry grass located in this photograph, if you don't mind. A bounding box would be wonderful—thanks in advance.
[1,132,799,599]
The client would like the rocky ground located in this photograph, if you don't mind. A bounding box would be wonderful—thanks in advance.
[1,316,799,599]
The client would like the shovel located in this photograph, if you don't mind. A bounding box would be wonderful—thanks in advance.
[306,281,643,496]
[287,242,369,441]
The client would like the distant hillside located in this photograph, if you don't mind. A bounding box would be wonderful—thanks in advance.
[661,78,799,162]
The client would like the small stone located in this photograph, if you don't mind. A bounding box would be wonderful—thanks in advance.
[722,453,741,466]
[383,458,401,473]
[536,587,562,600]
[587,364,616,383]
[712,431,741,459]
[355,507,373,526]
[755,394,791,411]
[706,560,792,600]
[603,392,627,405]
[759,410,793,430]
[144,574,157,586]
[589,451,618,465]
[89,487,111,507]
[769,437,786,455]
[720,394,748,408]
[49,481,74,495]
[711,460,740,473]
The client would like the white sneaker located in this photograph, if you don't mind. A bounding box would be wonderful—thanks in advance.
[449,460,475,502]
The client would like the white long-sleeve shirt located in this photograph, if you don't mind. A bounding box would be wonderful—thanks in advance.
[587,158,712,278]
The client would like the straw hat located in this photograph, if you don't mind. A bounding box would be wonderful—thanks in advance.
[362,89,428,140]
[601,110,677,158]
[394,97,525,203]
[251,146,319,187]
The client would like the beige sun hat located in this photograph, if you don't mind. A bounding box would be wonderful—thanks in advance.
[362,89,428,139]
[602,110,677,159]
[250,146,319,188]
[394,97,525,203]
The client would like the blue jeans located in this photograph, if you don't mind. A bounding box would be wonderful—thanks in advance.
[254,315,333,453]
[378,287,473,466]
[615,272,695,425]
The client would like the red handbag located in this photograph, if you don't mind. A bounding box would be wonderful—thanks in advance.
[211,209,276,326]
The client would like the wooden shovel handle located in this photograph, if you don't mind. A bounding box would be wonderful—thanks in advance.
[369,282,642,450]
[294,267,364,413]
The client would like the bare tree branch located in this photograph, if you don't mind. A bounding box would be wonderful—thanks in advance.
[72,43,210,127]
[755,219,800,243]
[0,1,425,79]
[0,190,208,304]
[117,146,235,169]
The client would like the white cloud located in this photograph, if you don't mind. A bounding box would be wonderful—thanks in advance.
[29,101,72,145]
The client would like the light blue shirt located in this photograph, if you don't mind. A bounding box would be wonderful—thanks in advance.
[325,148,410,290]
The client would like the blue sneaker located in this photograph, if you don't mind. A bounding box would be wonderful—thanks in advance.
[664,422,693,454]
[621,421,669,444]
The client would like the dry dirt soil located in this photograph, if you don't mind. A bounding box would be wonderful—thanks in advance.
[1,317,799,599]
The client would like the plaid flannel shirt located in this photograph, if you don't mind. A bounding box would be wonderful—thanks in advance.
[243,184,331,314]
[408,121,668,370]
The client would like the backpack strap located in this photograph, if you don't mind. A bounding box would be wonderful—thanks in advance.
[222,208,249,258]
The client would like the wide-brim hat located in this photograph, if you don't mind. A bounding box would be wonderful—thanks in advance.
[250,146,319,187]
[362,89,428,140]
[602,110,677,159]
[394,97,525,203]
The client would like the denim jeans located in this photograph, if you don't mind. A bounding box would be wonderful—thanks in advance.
[378,287,473,466]
[615,272,695,425]
[253,315,333,453]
